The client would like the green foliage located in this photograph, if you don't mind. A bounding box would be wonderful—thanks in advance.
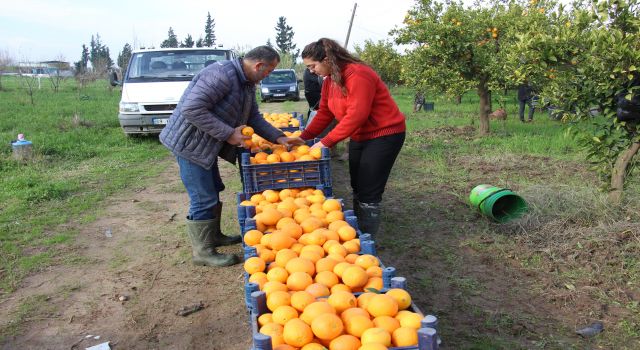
[160,27,179,48]
[274,16,299,60]
[180,34,195,48]
[204,12,216,46]
[505,0,640,188]
[117,43,132,72]
[354,39,402,85]
[89,34,113,74]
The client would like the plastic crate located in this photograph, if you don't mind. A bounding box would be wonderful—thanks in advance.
[239,147,332,195]
[278,112,305,132]
[247,285,440,350]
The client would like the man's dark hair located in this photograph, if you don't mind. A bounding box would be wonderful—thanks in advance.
[245,46,280,63]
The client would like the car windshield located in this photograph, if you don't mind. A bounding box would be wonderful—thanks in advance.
[263,71,296,84]
[125,49,232,82]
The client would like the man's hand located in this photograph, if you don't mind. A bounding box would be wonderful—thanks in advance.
[310,140,327,150]
[227,125,250,147]
[276,136,305,149]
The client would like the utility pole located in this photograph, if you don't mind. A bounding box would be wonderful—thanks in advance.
[344,3,358,48]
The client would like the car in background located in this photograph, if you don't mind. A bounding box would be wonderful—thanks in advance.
[109,47,238,135]
[260,69,301,102]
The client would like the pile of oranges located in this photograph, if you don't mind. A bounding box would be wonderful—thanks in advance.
[249,143,324,165]
[263,112,302,129]
[241,188,421,350]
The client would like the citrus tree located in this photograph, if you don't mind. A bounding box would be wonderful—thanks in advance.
[393,0,532,135]
[354,39,403,85]
[505,0,640,202]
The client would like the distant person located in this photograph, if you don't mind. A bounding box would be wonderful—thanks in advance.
[159,46,303,267]
[304,68,323,119]
[300,38,406,237]
[413,91,425,112]
[518,83,535,122]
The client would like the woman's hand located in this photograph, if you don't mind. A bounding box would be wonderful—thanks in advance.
[310,140,327,150]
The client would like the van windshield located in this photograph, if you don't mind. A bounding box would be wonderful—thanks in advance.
[262,71,296,84]
[125,49,232,82]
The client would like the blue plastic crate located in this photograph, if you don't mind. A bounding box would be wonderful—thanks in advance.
[239,149,332,195]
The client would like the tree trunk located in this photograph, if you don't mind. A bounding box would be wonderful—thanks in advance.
[455,95,462,104]
[608,141,640,203]
[477,79,491,136]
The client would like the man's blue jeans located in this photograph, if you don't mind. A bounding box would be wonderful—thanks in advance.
[519,98,535,121]
[176,155,225,220]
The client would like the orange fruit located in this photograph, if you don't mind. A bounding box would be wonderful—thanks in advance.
[316,257,339,273]
[311,313,344,340]
[327,290,357,313]
[272,305,299,325]
[315,270,340,288]
[372,316,400,334]
[356,293,376,309]
[340,307,370,324]
[267,290,292,311]
[354,255,379,270]
[263,281,288,296]
[281,222,303,239]
[280,151,295,162]
[290,291,316,312]
[244,229,263,246]
[273,344,297,350]
[310,147,323,159]
[286,257,316,275]
[325,210,345,223]
[344,314,374,338]
[360,327,391,347]
[260,322,285,347]
[333,262,352,278]
[251,193,266,204]
[392,327,418,347]
[357,343,388,350]
[301,343,327,350]
[267,266,289,283]
[299,250,323,264]
[363,277,383,292]
[365,266,382,278]
[341,266,368,288]
[331,283,352,294]
[244,256,266,274]
[283,318,314,348]
[259,248,276,263]
[385,289,412,311]
[300,301,336,325]
[337,226,357,242]
[322,199,342,212]
[306,282,331,298]
[249,272,268,289]
[261,207,284,226]
[327,243,348,257]
[287,271,314,291]
[398,312,422,329]
[270,231,295,251]
[275,249,298,268]
[366,294,398,318]
[344,254,359,264]
[328,220,349,232]
[328,334,361,350]
[263,189,280,203]
[242,126,254,136]
[301,217,324,234]
[258,313,273,327]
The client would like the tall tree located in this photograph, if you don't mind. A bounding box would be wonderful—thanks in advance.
[117,43,132,72]
[88,33,113,74]
[196,37,204,48]
[74,44,90,75]
[181,34,195,48]
[266,38,274,48]
[161,27,179,48]
[274,16,297,55]
[204,12,216,46]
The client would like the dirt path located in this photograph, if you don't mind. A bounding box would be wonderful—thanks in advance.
[0,159,252,350]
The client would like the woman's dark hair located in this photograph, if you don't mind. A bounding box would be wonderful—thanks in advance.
[302,38,362,93]
[245,46,280,64]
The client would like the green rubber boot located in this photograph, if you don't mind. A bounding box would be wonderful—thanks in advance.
[212,202,242,246]
[186,218,239,267]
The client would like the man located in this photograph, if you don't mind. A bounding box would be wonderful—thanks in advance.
[413,91,425,113]
[518,83,535,122]
[160,46,302,267]
[303,67,323,120]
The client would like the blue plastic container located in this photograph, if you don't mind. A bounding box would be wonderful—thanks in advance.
[11,134,33,161]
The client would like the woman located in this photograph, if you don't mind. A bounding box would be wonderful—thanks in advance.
[299,38,406,237]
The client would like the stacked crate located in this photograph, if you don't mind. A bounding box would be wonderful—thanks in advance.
[234,112,440,350]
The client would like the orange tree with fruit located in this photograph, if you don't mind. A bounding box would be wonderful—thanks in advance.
[504,0,640,202]
[393,0,534,135]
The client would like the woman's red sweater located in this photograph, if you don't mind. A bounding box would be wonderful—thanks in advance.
[299,63,406,147]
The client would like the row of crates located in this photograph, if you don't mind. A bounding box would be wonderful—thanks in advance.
[234,112,440,349]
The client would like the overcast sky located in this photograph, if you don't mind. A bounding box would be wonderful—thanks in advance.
[0,0,418,64]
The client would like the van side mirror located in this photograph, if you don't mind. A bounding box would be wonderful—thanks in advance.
[109,71,121,87]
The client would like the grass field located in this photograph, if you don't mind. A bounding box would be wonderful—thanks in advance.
[1,75,638,348]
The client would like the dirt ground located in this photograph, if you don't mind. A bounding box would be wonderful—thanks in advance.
[0,161,253,350]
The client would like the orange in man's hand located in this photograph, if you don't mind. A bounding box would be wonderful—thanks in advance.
[242,126,254,136]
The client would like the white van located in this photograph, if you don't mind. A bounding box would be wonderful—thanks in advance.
[110,47,238,135]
